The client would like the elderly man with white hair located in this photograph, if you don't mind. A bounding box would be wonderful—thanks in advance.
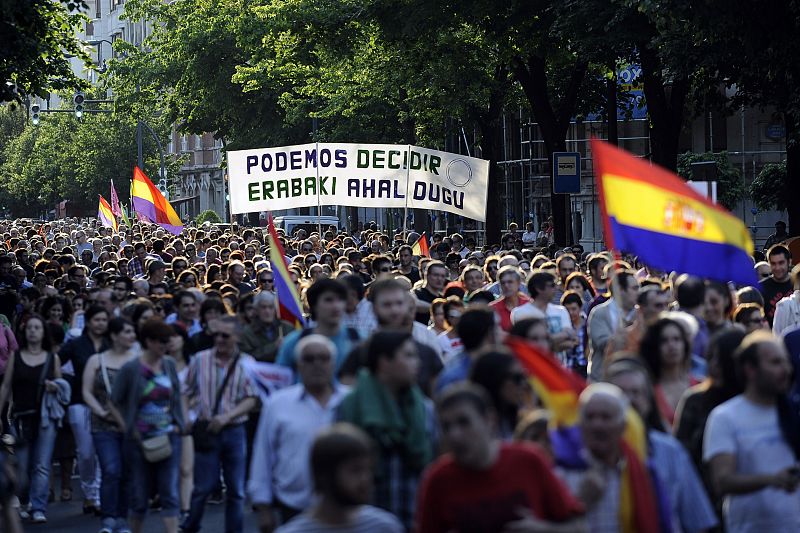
[554,383,667,533]
[239,290,295,363]
[248,334,349,531]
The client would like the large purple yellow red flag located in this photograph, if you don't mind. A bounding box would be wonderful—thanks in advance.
[591,139,757,286]
[131,166,183,235]
[110,179,121,217]
[267,215,306,328]
[97,195,117,232]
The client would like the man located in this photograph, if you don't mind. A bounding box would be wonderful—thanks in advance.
[460,265,485,295]
[337,331,434,530]
[587,254,609,294]
[413,261,447,324]
[340,274,378,338]
[277,279,360,373]
[166,290,202,336]
[75,230,93,256]
[586,269,639,380]
[146,259,167,291]
[396,245,420,284]
[606,358,718,533]
[183,316,258,533]
[556,383,665,532]
[127,242,148,278]
[764,220,790,250]
[417,384,585,532]
[274,424,403,532]
[450,233,469,259]
[554,253,578,304]
[760,244,793,327]
[435,307,499,393]
[228,260,255,295]
[605,284,669,355]
[511,270,577,354]
[489,265,529,331]
[239,291,295,363]
[67,264,88,289]
[521,221,537,247]
[249,335,350,531]
[704,331,800,532]
[369,255,393,282]
[674,274,711,374]
[112,276,133,307]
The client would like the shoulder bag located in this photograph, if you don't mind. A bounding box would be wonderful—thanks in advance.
[191,355,239,452]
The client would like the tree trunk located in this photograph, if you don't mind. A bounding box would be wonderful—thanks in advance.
[785,112,800,237]
[607,70,618,146]
[478,118,504,246]
[512,54,587,246]
[639,45,688,172]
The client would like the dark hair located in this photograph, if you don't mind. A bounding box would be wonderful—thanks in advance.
[736,286,765,308]
[564,272,595,298]
[466,290,496,305]
[205,264,221,285]
[138,317,174,344]
[107,316,134,337]
[527,271,556,298]
[365,331,413,373]
[339,274,366,301]
[174,290,196,308]
[469,350,520,431]
[130,301,155,330]
[368,278,406,303]
[508,317,549,341]
[306,279,347,319]
[200,296,230,322]
[436,382,494,417]
[767,244,791,262]
[84,305,110,327]
[674,274,706,309]
[706,328,746,406]
[639,317,691,381]
[456,307,496,351]
[560,290,583,308]
[610,269,637,297]
[733,303,763,325]
[310,423,374,494]
[705,280,734,317]
[19,314,53,352]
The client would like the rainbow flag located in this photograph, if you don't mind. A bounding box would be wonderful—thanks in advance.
[591,139,757,286]
[131,166,183,235]
[411,232,429,257]
[267,214,305,328]
[97,195,117,232]
[506,337,664,532]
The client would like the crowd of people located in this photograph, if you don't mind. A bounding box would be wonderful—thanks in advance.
[0,216,797,533]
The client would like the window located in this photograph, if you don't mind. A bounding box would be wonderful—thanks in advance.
[181,134,188,152]
[194,134,202,150]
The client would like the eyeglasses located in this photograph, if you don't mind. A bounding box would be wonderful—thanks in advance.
[377,267,391,272]
[213,332,232,339]
[259,278,274,284]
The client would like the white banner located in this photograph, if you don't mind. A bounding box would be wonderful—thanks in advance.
[228,143,489,221]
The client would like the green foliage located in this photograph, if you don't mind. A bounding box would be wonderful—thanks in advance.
[0,100,175,217]
[677,151,745,210]
[1,1,90,102]
[195,209,222,225]
[750,162,787,213]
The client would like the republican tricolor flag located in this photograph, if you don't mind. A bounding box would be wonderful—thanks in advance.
[97,195,117,232]
[591,139,757,285]
[131,166,184,235]
[267,215,306,328]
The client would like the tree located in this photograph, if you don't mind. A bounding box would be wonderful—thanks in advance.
[195,209,222,225]
[677,151,745,210]
[1,1,89,102]
[750,162,788,213]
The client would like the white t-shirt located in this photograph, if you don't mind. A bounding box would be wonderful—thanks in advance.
[511,302,570,335]
[703,395,800,533]
[437,332,463,365]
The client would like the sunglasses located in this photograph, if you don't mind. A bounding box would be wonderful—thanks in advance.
[259,278,274,284]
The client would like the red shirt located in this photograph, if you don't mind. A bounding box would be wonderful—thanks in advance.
[416,443,583,533]
[489,294,530,331]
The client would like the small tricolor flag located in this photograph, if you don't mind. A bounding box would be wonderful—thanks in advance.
[411,232,429,257]
[97,195,117,232]
[110,178,121,217]
[131,166,183,235]
[267,214,306,328]
[591,139,757,285]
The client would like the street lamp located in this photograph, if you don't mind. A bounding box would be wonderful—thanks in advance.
[86,39,114,74]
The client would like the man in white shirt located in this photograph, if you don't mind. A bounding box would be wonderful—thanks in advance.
[521,221,537,247]
[704,331,800,533]
[249,334,349,530]
[511,270,577,355]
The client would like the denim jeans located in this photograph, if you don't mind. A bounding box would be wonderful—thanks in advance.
[182,424,247,533]
[125,432,181,519]
[93,430,128,522]
[15,421,57,513]
[68,404,101,502]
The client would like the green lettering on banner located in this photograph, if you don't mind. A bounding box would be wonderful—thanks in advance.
[276,179,289,198]
[331,176,336,194]
[262,181,274,200]
[248,182,259,202]
[305,176,316,196]
[319,176,328,195]
[373,150,385,168]
[291,177,302,197]
[357,150,369,168]
[388,150,402,169]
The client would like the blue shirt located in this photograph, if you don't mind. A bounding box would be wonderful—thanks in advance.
[276,325,360,376]
[434,351,471,394]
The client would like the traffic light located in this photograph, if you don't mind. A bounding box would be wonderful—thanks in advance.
[73,91,85,118]
[30,103,40,126]
[157,179,169,199]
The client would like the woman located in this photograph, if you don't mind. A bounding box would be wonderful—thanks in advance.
[564,272,596,312]
[733,303,769,334]
[509,317,551,352]
[437,296,464,364]
[111,318,184,533]
[561,291,587,377]
[40,296,70,334]
[428,298,447,335]
[674,328,746,473]
[176,270,199,290]
[0,315,62,523]
[704,280,734,335]
[204,264,222,286]
[82,318,138,533]
[640,317,699,427]
[239,291,294,363]
[167,324,192,523]
[319,253,334,269]
[469,350,531,439]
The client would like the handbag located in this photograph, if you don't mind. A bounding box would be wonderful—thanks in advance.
[191,355,239,452]
[140,433,172,463]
